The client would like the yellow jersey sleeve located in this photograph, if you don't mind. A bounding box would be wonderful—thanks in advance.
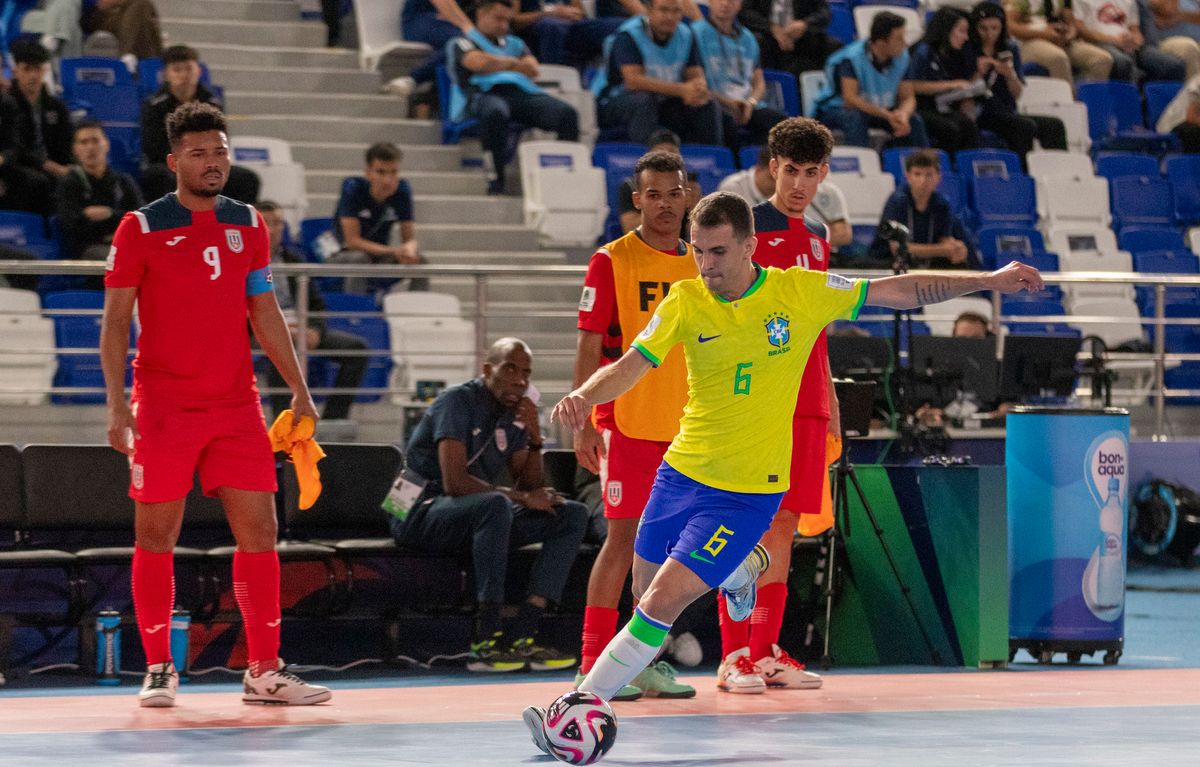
[788,269,868,327]
[630,286,685,367]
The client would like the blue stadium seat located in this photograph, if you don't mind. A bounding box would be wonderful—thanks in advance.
[955,148,1021,179]
[1110,176,1176,231]
[1077,80,1180,154]
[1002,295,1065,317]
[937,171,967,218]
[761,69,800,116]
[1130,249,1200,318]
[881,147,950,184]
[681,145,736,195]
[0,210,58,261]
[1095,152,1159,182]
[1162,328,1200,403]
[1119,226,1186,253]
[435,64,478,145]
[104,125,141,178]
[975,225,1045,270]
[59,57,134,101]
[593,141,643,232]
[1005,322,1082,337]
[1132,249,1199,274]
[739,146,762,170]
[299,217,335,263]
[320,292,392,404]
[1164,154,1200,225]
[1143,81,1182,130]
[848,320,931,352]
[42,290,132,404]
[970,175,1037,227]
[829,5,856,44]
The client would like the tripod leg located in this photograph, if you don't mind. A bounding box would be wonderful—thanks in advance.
[821,470,848,670]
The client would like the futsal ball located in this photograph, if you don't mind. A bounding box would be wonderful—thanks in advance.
[544,690,618,765]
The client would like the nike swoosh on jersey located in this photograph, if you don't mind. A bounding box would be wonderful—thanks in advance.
[144,624,167,634]
[688,550,715,564]
[166,236,186,246]
[698,334,721,343]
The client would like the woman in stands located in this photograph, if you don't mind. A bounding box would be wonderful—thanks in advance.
[908,8,983,157]
[966,2,1068,160]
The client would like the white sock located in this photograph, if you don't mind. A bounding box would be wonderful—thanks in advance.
[720,552,758,592]
[577,607,671,702]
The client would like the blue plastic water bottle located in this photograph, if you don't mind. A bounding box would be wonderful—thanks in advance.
[95,610,121,685]
[170,609,191,682]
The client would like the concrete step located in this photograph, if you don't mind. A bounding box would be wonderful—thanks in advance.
[196,44,359,70]
[162,17,325,48]
[306,169,485,197]
[412,195,521,225]
[226,91,406,119]
[158,0,300,21]
[292,141,469,172]
[439,278,580,304]
[424,250,568,266]
[210,66,382,95]
[227,114,439,145]
[420,224,541,252]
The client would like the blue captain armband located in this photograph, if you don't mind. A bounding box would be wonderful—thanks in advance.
[246,266,273,296]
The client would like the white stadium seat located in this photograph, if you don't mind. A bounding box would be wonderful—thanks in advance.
[229,136,294,166]
[1026,150,1095,181]
[518,141,608,247]
[1019,78,1091,153]
[800,70,827,118]
[921,295,994,337]
[828,146,883,177]
[0,288,55,405]
[355,0,433,72]
[533,65,598,146]
[383,292,475,401]
[1040,175,1111,230]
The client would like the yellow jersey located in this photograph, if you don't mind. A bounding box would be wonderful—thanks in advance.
[631,266,867,493]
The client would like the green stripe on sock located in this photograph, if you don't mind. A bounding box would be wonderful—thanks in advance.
[628,612,669,648]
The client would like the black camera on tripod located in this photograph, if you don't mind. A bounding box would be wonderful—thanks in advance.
[875,219,911,244]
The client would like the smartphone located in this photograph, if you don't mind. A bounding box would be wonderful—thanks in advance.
[996,50,1013,63]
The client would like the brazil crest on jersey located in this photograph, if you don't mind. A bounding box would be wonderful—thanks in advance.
[630,266,867,493]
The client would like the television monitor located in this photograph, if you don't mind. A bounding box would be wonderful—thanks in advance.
[908,336,998,408]
[999,335,1082,402]
[828,336,891,380]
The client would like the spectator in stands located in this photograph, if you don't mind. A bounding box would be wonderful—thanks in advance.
[140,45,260,203]
[1140,0,1200,78]
[321,0,343,47]
[953,310,990,338]
[1004,0,1112,84]
[398,0,474,99]
[616,130,702,235]
[908,8,984,158]
[85,0,164,62]
[449,0,579,195]
[718,148,852,248]
[1073,0,1186,81]
[816,12,929,149]
[259,200,368,423]
[1157,73,1200,152]
[868,149,979,269]
[967,2,1068,159]
[330,142,429,294]
[739,0,842,78]
[38,0,85,60]
[391,337,588,673]
[57,120,143,286]
[592,0,723,146]
[510,0,623,67]
[694,0,789,155]
[8,39,72,216]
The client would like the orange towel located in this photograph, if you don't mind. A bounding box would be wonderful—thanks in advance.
[798,433,842,538]
[268,410,326,510]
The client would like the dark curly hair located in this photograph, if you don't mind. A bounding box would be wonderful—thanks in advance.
[766,117,834,166]
[633,150,686,190]
[166,101,227,149]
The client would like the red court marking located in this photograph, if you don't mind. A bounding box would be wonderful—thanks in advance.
[2,669,1198,735]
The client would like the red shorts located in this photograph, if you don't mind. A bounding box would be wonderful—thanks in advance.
[129,397,277,504]
[598,426,671,520]
[781,416,829,516]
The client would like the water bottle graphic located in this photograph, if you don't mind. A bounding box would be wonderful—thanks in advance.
[95,610,122,685]
[170,608,191,681]
[1095,477,1124,609]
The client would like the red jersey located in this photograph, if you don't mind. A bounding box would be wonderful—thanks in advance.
[752,200,833,419]
[105,194,273,406]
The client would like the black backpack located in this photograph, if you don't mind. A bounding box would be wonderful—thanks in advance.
[1131,479,1200,565]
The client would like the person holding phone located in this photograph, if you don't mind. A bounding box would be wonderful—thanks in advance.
[388,337,589,673]
[968,2,1068,159]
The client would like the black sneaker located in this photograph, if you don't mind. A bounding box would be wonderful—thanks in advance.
[509,637,577,671]
[467,634,526,673]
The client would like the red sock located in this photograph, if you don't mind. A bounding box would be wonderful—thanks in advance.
[132,546,175,666]
[233,550,281,675]
[580,606,619,674]
[749,582,788,662]
[717,597,751,660]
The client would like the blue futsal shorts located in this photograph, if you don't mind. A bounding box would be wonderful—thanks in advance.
[633,462,784,588]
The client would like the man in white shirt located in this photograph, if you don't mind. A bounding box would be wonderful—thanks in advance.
[718,149,851,248]
[1073,0,1186,81]
[1156,74,1200,152]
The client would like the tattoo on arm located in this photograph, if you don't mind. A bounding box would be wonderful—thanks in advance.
[914,280,953,305]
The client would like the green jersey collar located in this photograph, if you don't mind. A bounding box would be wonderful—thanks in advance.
[716,264,767,304]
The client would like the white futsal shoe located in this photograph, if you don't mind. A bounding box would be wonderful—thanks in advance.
[716,647,766,694]
[139,661,178,707]
[242,660,332,705]
[720,544,772,622]
[522,705,552,755]
[756,644,824,689]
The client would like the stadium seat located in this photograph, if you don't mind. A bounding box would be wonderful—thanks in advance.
[828,5,855,44]
[832,171,897,226]
[920,295,993,336]
[1020,76,1073,108]
[59,57,133,100]
[1143,81,1183,131]
[853,5,923,45]
[1110,176,1176,231]
[937,171,967,217]
[955,148,1021,179]
[104,124,141,178]
[1094,153,1159,182]
[592,141,643,234]
[970,175,1037,227]
[1018,76,1091,153]
[828,146,882,176]
[0,211,47,247]
[533,65,598,146]
[799,70,827,118]
[41,291,131,404]
[1040,175,1112,229]
[321,292,392,404]
[881,147,950,183]
[518,140,608,247]
[1077,81,1179,153]
[0,288,55,405]
[739,146,761,170]
[1047,225,1119,258]
[382,292,475,402]
[1026,150,1095,181]
[761,69,800,116]
[299,217,338,262]
[1132,249,1199,274]
[355,0,432,71]
[1119,226,1186,254]
[1058,246,1135,304]
[975,225,1045,269]
[1067,297,1145,349]
[229,136,294,165]
[681,144,736,195]
[1005,321,1081,337]
[1164,154,1200,225]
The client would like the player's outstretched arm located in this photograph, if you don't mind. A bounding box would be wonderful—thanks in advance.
[864,260,1045,310]
[248,291,318,423]
[100,287,138,455]
[552,348,653,431]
